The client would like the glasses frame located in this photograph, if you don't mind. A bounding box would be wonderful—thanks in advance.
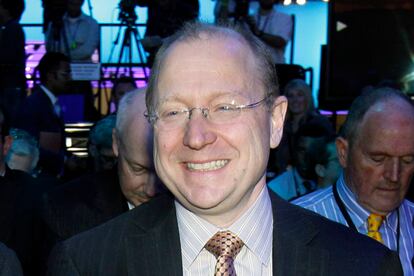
[144,95,270,127]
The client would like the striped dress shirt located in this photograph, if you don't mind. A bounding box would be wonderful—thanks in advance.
[293,174,414,275]
[176,185,273,275]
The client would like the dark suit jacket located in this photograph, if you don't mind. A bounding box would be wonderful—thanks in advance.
[0,242,23,276]
[0,167,53,276]
[47,191,403,275]
[39,169,128,273]
[13,86,65,175]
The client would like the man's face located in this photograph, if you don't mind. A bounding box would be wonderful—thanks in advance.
[49,61,72,94]
[113,93,160,207]
[294,136,316,179]
[67,0,84,17]
[152,35,287,225]
[337,100,414,215]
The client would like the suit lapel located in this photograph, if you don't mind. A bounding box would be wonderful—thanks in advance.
[125,195,183,276]
[271,192,330,275]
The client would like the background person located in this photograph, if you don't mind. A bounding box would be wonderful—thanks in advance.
[38,89,160,274]
[294,87,414,275]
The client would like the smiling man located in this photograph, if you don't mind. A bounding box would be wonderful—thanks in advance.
[48,22,402,275]
[294,87,414,275]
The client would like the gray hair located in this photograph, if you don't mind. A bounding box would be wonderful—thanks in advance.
[145,21,279,116]
[6,129,39,173]
[116,88,146,134]
[89,114,116,149]
[339,87,413,146]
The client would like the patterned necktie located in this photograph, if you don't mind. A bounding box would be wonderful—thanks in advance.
[367,213,385,243]
[205,231,244,276]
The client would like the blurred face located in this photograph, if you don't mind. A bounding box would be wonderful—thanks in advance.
[113,93,160,207]
[321,142,341,186]
[152,35,287,226]
[113,82,136,108]
[286,88,307,116]
[67,0,84,17]
[337,100,414,215]
[48,61,72,95]
[294,136,316,179]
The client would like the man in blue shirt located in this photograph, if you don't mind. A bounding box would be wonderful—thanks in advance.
[294,87,414,275]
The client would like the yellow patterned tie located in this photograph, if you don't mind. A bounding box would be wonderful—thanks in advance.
[367,213,385,243]
[205,231,244,276]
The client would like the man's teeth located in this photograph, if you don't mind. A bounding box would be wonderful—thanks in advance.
[187,160,228,171]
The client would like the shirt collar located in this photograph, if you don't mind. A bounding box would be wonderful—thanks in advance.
[40,85,58,105]
[338,174,398,233]
[176,185,273,269]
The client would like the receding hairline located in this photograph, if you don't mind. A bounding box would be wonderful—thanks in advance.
[352,96,414,144]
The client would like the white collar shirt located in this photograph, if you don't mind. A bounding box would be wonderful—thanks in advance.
[176,185,273,275]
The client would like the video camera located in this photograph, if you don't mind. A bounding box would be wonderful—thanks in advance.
[118,0,138,24]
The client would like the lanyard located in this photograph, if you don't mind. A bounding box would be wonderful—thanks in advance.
[332,183,400,253]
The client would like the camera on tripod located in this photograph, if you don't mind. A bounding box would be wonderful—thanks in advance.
[118,0,138,24]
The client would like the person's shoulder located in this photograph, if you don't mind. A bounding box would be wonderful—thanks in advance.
[272,8,292,20]
[58,193,175,245]
[274,196,401,273]
[44,172,98,204]
[81,12,98,25]
[25,88,48,105]
[400,199,414,213]
[292,186,334,208]
[0,242,23,276]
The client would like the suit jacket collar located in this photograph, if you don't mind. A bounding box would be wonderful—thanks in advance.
[122,191,330,275]
[270,191,330,274]
[125,193,183,275]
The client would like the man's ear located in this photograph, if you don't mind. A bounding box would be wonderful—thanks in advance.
[335,137,348,168]
[3,135,13,156]
[112,128,120,157]
[270,96,288,149]
[315,164,325,178]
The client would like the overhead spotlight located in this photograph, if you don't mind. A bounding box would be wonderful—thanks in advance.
[322,0,329,2]
[296,0,306,5]
[283,0,292,5]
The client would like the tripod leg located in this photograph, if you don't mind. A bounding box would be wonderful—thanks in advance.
[132,28,149,81]
[115,27,131,78]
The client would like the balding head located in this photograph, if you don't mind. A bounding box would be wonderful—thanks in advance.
[113,88,160,207]
[336,88,414,215]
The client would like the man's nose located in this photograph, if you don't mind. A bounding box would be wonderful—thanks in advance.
[183,110,217,150]
[145,173,160,197]
[384,158,400,183]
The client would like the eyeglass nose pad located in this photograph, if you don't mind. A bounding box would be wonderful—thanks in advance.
[188,108,209,120]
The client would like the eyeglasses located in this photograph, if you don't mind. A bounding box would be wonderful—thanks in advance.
[145,95,269,130]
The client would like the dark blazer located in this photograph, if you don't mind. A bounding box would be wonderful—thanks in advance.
[47,191,402,275]
[38,169,128,272]
[0,167,53,276]
[0,242,23,276]
[13,86,65,175]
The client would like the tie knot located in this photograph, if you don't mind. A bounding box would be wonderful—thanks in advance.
[368,213,385,231]
[205,231,244,259]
